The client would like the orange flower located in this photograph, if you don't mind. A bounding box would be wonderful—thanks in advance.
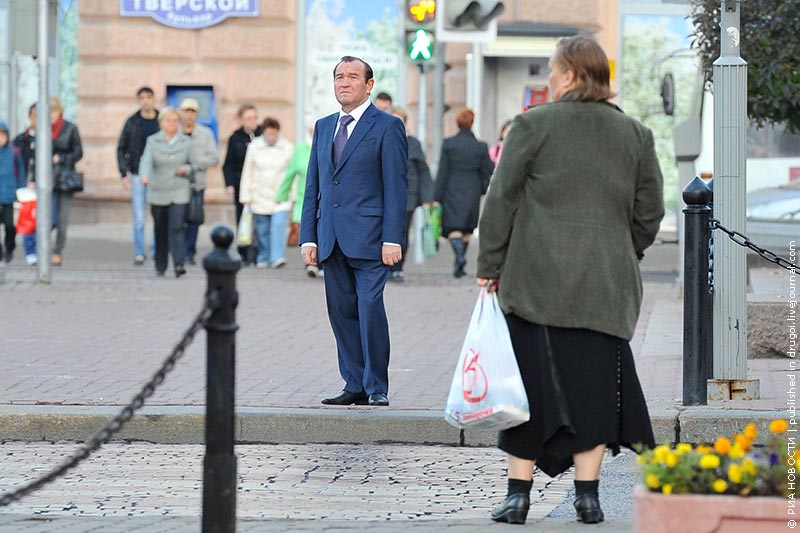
[714,437,732,455]
[735,434,752,452]
[770,419,789,434]
[696,444,713,455]
[743,423,758,441]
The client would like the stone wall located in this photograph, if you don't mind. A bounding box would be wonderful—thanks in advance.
[76,0,296,204]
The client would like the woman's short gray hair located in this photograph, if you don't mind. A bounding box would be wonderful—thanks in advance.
[158,106,180,125]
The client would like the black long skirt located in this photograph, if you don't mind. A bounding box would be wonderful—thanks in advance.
[498,314,655,477]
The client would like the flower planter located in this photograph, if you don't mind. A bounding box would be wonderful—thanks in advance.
[633,486,785,532]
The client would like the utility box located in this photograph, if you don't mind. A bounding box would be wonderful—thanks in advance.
[11,0,58,57]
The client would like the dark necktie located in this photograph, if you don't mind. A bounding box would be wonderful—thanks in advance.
[332,114,354,166]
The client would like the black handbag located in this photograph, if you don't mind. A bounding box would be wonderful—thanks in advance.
[186,185,205,225]
[54,168,84,193]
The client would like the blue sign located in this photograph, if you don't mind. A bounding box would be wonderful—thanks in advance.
[119,0,259,30]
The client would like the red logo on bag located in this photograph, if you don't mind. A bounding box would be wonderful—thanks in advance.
[462,349,488,403]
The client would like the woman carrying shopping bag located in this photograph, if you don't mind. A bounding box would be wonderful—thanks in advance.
[476,36,664,525]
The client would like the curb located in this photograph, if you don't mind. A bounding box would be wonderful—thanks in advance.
[0,404,783,446]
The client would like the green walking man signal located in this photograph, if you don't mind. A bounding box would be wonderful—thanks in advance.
[409,28,433,61]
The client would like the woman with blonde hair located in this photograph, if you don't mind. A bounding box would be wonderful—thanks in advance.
[478,35,663,525]
[139,107,194,277]
[48,97,83,266]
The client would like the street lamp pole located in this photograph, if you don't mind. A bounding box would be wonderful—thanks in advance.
[35,0,52,284]
[709,0,759,400]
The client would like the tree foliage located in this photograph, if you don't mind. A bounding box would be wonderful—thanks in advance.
[690,0,800,132]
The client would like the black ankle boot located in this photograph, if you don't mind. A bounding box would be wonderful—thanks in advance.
[574,480,603,524]
[491,493,529,524]
[449,238,466,278]
[491,478,532,524]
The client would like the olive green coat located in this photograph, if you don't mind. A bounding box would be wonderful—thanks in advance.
[477,100,664,340]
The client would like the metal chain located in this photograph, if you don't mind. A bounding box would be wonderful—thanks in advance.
[710,219,799,272]
[0,291,219,507]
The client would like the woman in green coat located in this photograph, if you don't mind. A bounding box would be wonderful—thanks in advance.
[276,128,315,276]
[477,36,664,525]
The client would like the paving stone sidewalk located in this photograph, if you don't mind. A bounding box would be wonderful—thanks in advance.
[0,441,634,532]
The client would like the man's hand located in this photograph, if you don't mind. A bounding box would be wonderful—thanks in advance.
[226,185,235,196]
[301,246,318,266]
[382,244,402,266]
[176,165,188,176]
[141,176,150,186]
[52,154,60,165]
[121,175,131,191]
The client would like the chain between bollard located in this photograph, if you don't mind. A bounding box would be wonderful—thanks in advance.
[710,218,799,272]
[0,291,220,507]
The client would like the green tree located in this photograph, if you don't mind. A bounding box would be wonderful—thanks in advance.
[690,0,800,132]
[622,23,697,213]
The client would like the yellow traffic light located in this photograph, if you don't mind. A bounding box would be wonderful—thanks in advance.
[408,0,435,23]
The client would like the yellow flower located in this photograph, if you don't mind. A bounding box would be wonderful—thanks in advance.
[742,458,758,476]
[712,479,728,493]
[646,473,661,489]
[770,419,789,434]
[676,443,693,455]
[636,455,645,465]
[714,437,732,455]
[728,464,743,484]
[743,423,758,440]
[653,445,671,464]
[666,452,679,468]
[728,445,745,460]
[662,483,673,495]
[699,454,720,469]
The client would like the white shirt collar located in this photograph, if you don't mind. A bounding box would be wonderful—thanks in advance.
[339,97,372,124]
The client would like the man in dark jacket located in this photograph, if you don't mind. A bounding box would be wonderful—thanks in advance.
[222,103,261,264]
[117,86,160,265]
[388,106,433,282]
[12,104,36,181]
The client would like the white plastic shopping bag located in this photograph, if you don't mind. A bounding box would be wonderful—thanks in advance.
[444,288,530,431]
[236,205,253,247]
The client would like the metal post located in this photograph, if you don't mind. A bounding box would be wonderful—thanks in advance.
[431,41,445,174]
[682,177,713,405]
[417,64,427,148]
[470,42,482,137]
[710,0,758,400]
[35,0,52,283]
[202,226,241,533]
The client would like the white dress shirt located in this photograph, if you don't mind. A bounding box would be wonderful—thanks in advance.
[302,97,400,249]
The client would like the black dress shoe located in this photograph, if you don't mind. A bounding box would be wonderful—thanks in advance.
[321,391,368,405]
[574,494,604,524]
[175,265,187,278]
[368,393,389,406]
[491,493,529,524]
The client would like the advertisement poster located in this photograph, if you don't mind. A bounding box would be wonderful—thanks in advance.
[304,0,401,130]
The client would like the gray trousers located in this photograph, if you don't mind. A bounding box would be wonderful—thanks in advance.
[53,192,73,255]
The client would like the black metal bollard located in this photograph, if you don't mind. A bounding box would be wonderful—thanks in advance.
[682,177,713,406]
[202,226,241,533]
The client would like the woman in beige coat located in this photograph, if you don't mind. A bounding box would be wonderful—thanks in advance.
[477,36,664,525]
[239,117,294,268]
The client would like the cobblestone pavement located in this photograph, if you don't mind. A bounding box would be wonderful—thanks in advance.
[0,441,633,532]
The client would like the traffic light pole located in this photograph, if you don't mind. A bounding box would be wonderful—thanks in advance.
[417,64,427,148]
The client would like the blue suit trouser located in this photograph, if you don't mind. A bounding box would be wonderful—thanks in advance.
[323,242,390,395]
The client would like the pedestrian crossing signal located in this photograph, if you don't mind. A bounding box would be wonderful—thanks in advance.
[408,29,434,61]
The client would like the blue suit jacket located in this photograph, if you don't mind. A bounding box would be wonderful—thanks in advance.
[300,103,409,262]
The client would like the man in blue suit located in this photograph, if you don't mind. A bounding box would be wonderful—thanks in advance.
[300,56,408,407]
